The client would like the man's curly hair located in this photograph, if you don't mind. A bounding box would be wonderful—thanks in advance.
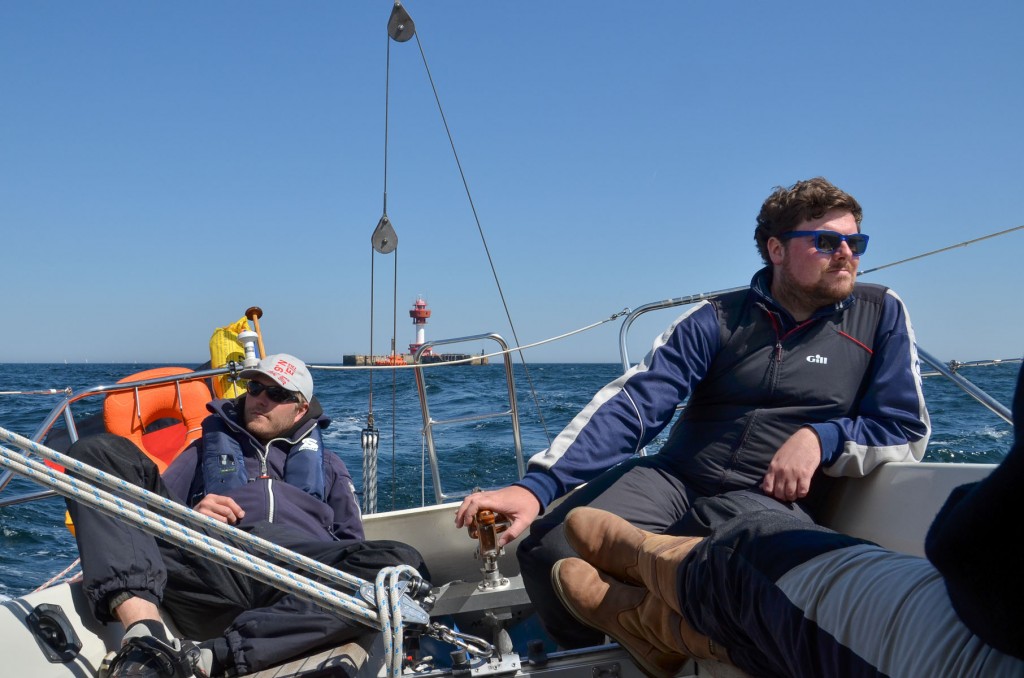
[754,177,863,264]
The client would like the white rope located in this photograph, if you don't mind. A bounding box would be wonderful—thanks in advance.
[377,564,421,678]
[33,557,81,593]
[362,428,379,515]
[0,426,431,638]
[0,444,381,628]
[0,426,368,595]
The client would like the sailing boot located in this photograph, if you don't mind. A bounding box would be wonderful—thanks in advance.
[553,558,729,672]
[564,507,701,615]
[552,557,686,678]
[634,584,730,665]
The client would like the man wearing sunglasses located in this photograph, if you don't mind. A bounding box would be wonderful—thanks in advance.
[457,177,931,654]
[65,354,427,677]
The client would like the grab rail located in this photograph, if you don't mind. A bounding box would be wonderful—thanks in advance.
[618,286,743,372]
[916,347,1012,424]
[413,333,525,504]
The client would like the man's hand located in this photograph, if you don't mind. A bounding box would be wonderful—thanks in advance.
[762,427,822,502]
[193,493,245,524]
[455,486,542,547]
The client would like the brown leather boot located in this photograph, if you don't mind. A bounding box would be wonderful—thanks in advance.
[552,557,686,678]
[553,558,730,674]
[636,590,731,665]
[564,507,702,615]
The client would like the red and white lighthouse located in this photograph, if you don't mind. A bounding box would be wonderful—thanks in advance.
[408,298,432,356]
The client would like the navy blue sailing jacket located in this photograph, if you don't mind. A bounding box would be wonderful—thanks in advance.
[517,268,931,509]
[162,397,364,541]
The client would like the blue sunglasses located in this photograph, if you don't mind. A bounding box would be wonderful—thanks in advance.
[779,230,869,256]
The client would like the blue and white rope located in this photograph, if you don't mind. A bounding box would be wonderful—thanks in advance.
[361,428,379,515]
[376,564,421,678]
[0,443,380,628]
[0,426,432,647]
[0,425,368,594]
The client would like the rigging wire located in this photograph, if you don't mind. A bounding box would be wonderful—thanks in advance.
[367,10,408,514]
[858,224,1023,277]
[368,248,376,415]
[391,251,399,510]
[363,29,401,516]
[410,29,554,444]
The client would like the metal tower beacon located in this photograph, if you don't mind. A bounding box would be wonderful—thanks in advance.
[408,298,432,356]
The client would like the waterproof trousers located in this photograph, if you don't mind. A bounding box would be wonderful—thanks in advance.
[66,433,428,675]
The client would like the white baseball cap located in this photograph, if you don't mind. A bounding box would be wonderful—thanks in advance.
[239,353,313,401]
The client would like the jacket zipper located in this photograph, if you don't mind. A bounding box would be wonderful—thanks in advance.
[765,311,783,393]
[770,315,816,393]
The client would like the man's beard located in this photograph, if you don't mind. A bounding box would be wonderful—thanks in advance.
[775,259,857,312]
[244,409,292,442]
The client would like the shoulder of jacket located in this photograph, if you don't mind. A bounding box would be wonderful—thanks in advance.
[852,282,890,302]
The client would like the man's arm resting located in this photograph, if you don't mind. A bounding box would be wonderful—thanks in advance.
[762,427,822,502]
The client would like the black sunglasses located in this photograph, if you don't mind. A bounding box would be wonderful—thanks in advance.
[779,230,869,256]
[246,380,300,404]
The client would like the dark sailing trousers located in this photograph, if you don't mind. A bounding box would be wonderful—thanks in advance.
[677,509,1024,677]
[65,433,427,675]
[515,453,814,649]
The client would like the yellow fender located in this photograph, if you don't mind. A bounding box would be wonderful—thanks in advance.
[210,317,251,398]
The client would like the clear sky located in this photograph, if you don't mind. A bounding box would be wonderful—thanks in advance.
[2,1,1022,365]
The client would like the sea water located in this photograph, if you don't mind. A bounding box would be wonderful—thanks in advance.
[0,360,1018,598]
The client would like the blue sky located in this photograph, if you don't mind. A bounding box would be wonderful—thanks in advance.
[2,1,1022,365]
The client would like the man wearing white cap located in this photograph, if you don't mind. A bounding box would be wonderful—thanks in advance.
[65,354,427,677]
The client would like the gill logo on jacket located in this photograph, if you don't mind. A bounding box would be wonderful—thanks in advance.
[806,354,828,365]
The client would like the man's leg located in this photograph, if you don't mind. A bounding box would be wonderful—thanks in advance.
[669,487,816,536]
[167,524,428,676]
[66,435,221,676]
[677,510,1024,678]
[516,455,696,649]
[678,510,876,677]
[64,433,171,622]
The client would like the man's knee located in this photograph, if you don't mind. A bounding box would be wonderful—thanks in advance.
[67,433,151,471]
[335,539,431,582]
[381,540,430,578]
[517,518,576,588]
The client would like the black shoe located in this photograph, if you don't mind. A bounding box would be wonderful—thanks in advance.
[99,635,207,678]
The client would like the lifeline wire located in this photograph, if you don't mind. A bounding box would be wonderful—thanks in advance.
[311,307,630,372]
